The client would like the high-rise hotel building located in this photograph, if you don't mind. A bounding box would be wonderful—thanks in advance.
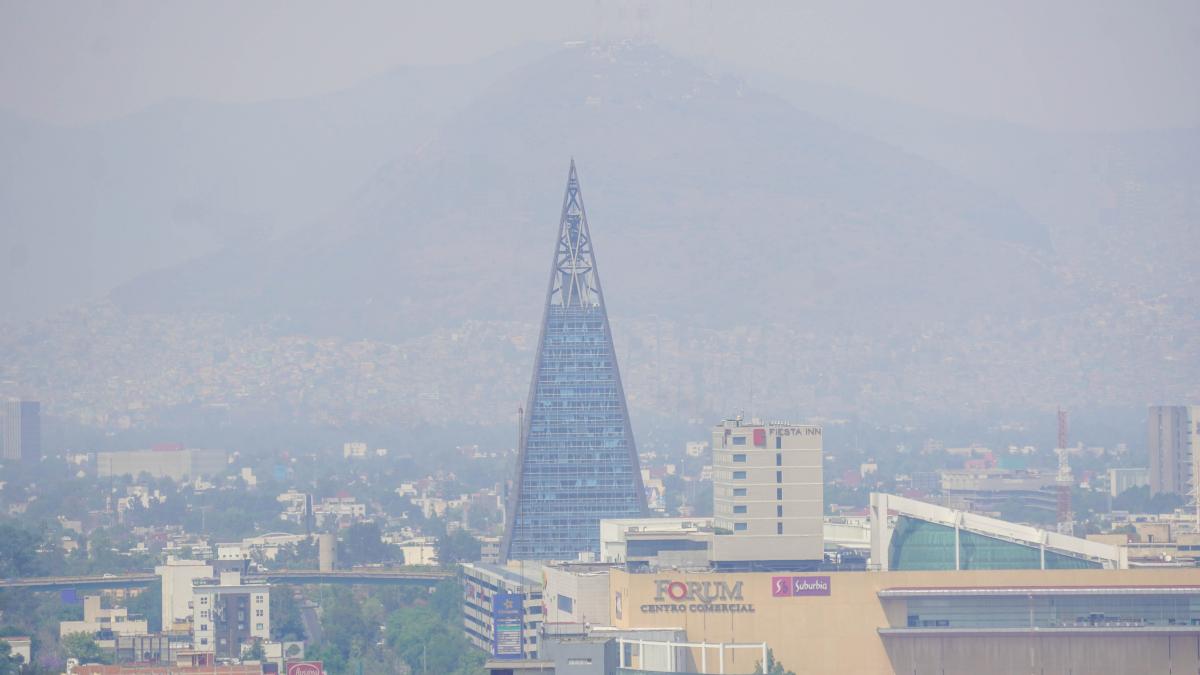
[1149,405,1200,497]
[711,416,823,570]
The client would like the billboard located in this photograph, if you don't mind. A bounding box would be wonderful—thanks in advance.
[772,575,831,597]
[492,593,524,659]
[286,661,325,675]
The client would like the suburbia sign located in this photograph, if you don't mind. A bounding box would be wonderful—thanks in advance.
[772,575,831,597]
[640,580,755,614]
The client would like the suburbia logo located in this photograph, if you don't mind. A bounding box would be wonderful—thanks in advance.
[772,576,831,597]
[641,580,754,614]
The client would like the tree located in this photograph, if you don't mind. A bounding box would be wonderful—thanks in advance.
[1148,491,1186,514]
[318,587,371,663]
[436,530,480,566]
[0,641,24,675]
[753,648,796,675]
[0,523,43,578]
[274,539,319,569]
[62,632,109,664]
[998,498,1054,526]
[1113,485,1185,514]
[244,639,265,661]
[270,586,307,642]
[126,583,162,632]
[339,522,397,566]
[428,579,461,622]
[384,605,481,675]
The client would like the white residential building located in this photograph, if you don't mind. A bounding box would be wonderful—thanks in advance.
[157,558,214,631]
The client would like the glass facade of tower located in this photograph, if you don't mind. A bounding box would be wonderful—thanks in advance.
[502,162,645,561]
[506,305,643,559]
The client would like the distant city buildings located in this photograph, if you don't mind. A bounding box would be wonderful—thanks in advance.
[1,399,41,461]
[59,595,149,644]
[97,446,227,481]
[277,491,365,528]
[1109,467,1150,497]
[939,467,1059,520]
[1148,405,1200,497]
[501,163,645,562]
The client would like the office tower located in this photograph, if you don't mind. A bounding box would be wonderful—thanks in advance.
[711,416,824,570]
[2,400,41,462]
[1148,405,1200,497]
[500,161,645,561]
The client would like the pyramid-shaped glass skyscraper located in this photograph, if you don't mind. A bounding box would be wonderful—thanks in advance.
[500,161,646,561]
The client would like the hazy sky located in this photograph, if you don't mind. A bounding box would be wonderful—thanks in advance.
[1,0,1197,131]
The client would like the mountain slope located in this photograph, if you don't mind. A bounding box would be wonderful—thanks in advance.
[112,43,1061,339]
[0,44,552,322]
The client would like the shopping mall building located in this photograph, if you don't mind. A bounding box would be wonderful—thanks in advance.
[478,419,1200,675]
[606,567,1200,674]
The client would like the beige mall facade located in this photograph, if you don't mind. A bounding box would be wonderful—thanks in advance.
[608,567,1200,675]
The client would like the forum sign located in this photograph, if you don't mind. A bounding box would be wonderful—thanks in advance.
[640,580,755,614]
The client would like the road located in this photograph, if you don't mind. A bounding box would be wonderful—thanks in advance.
[0,568,454,592]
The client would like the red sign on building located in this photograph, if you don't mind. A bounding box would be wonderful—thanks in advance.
[753,428,766,447]
[286,662,325,675]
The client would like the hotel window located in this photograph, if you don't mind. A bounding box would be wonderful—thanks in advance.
[255,595,264,603]
[776,436,782,449]
[776,470,783,483]
[199,624,207,631]
[733,505,747,514]
[734,522,748,531]
[776,453,782,466]
[200,638,208,646]
[732,436,747,446]
[733,488,747,496]
[256,609,264,617]
[256,623,264,631]
[777,505,783,517]
[557,595,574,613]
[732,453,747,463]
[733,471,747,480]
[777,488,783,499]
[777,523,784,535]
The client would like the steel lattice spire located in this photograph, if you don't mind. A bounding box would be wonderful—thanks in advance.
[550,159,602,308]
